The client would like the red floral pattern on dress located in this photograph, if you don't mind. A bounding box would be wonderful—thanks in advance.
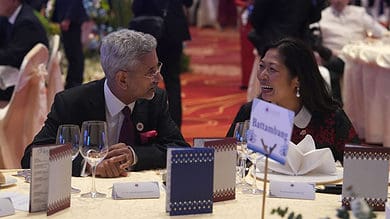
[291,110,360,162]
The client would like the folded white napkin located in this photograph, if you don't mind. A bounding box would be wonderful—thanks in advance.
[265,135,337,176]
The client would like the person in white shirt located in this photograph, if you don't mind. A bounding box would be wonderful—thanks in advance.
[319,0,387,55]
[314,0,388,103]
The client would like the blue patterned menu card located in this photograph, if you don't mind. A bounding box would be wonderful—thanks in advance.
[166,147,214,216]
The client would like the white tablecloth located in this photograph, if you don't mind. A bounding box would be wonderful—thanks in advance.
[341,41,390,145]
[0,169,385,219]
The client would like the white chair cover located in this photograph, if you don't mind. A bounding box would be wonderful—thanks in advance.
[46,34,64,110]
[0,43,49,168]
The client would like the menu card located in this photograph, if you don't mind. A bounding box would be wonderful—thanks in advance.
[342,144,390,211]
[29,144,72,215]
[194,137,237,202]
[166,147,214,216]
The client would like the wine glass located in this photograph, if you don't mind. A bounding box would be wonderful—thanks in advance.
[56,124,81,194]
[234,120,251,190]
[242,150,262,195]
[79,121,109,198]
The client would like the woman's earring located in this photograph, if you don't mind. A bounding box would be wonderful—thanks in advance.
[296,87,300,98]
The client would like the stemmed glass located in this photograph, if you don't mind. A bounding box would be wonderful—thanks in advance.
[242,149,262,195]
[79,121,109,198]
[234,120,251,190]
[56,124,81,194]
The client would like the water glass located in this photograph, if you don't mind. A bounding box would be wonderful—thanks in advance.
[234,120,251,189]
[79,121,109,198]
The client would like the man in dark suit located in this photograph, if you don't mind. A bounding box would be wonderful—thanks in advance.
[51,0,88,89]
[0,0,48,101]
[132,0,193,129]
[248,0,314,55]
[21,29,189,177]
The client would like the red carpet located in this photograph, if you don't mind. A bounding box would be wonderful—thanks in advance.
[181,27,247,143]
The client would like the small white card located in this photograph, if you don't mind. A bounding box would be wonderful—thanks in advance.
[269,181,315,200]
[0,192,29,211]
[247,99,294,164]
[386,202,390,218]
[112,182,160,200]
[0,198,15,217]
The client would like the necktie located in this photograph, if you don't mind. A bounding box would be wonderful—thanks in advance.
[119,106,135,146]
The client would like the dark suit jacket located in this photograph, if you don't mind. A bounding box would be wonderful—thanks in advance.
[0,4,48,68]
[21,79,190,176]
[249,0,312,54]
[132,0,192,43]
[51,0,88,23]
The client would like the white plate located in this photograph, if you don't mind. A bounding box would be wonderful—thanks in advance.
[0,176,17,188]
[254,168,343,185]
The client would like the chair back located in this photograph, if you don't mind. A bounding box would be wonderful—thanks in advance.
[0,43,49,168]
[46,34,64,110]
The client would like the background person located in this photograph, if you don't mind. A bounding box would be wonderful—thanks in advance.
[132,0,193,129]
[319,0,387,56]
[51,0,88,89]
[314,0,388,103]
[248,0,317,56]
[0,0,48,102]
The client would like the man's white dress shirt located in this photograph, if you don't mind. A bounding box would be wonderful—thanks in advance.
[319,5,387,55]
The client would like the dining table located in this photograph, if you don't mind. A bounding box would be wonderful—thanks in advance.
[0,168,386,219]
[341,39,390,146]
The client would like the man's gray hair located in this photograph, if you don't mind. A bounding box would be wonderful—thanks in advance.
[100,29,157,79]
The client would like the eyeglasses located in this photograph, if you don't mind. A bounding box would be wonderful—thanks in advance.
[120,62,163,79]
[144,62,163,79]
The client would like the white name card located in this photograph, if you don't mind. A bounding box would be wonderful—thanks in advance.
[0,198,15,217]
[112,182,160,200]
[269,181,315,200]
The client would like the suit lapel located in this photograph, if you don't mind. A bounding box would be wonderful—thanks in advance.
[84,79,106,122]
[132,99,149,133]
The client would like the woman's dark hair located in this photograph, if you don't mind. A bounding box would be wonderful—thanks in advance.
[261,38,340,113]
